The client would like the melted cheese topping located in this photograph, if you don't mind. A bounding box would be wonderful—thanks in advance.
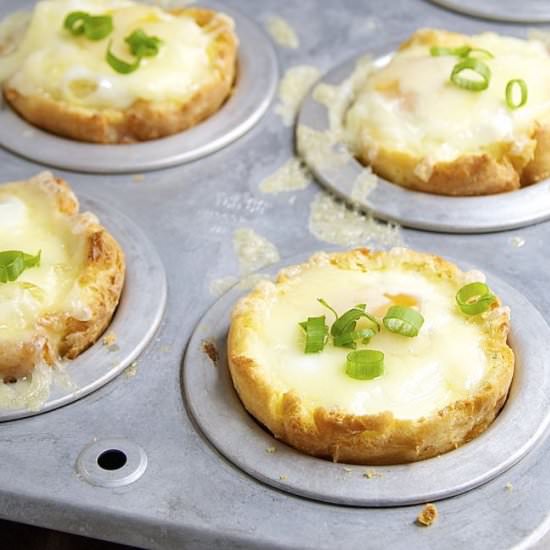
[247,264,487,420]
[0,185,89,344]
[275,66,321,126]
[345,33,550,164]
[0,0,223,109]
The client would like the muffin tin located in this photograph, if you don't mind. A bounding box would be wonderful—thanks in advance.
[297,54,550,233]
[0,0,550,549]
[429,0,550,23]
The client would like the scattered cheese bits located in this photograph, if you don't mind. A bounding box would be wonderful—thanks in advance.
[102,332,118,347]
[259,158,311,194]
[505,482,514,491]
[265,16,299,49]
[510,236,526,248]
[416,503,438,527]
[124,361,138,378]
[351,167,378,203]
[233,228,280,276]
[297,125,351,170]
[276,66,321,126]
[363,469,382,479]
[309,192,402,249]
[265,446,276,454]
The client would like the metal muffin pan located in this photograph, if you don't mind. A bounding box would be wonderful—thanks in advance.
[297,54,550,234]
[0,194,167,422]
[1,0,550,548]
[0,1,278,174]
[429,0,550,23]
[184,253,550,507]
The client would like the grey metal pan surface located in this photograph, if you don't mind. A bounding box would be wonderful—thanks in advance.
[1,0,550,549]
[429,0,550,23]
[297,55,550,234]
[183,252,550,507]
[0,193,167,422]
[0,1,278,174]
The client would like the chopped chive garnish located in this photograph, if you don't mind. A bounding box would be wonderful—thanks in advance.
[505,79,528,110]
[450,57,491,91]
[299,316,328,353]
[345,350,384,380]
[0,250,41,283]
[456,282,496,315]
[383,306,424,337]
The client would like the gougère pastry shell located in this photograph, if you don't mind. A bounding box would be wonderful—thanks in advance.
[0,0,238,143]
[345,29,550,196]
[0,172,125,381]
[228,248,514,465]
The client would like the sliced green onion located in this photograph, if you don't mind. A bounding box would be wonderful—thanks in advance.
[430,45,471,58]
[64,12,113,40]
[106,42,141,74]
[317,298,338,320]
[0,250,41,283]
[383,306,424,337]
[468,47,494,59]
[333,328,376,349]
[506,79,528,110]
[450,58,491,91]
[299,316,328,353]
[83,15,113,40]
[345,350,384,380]
[430,45,493,59]
[456,282,496,315]
[125,29,162,58]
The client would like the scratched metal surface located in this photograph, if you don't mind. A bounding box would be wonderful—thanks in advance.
[0,0,550,549]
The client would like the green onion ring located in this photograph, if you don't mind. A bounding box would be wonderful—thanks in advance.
[456,282,496,315]
[430,45,493,59]
[106,42,142,74]
[125,29,162,58]
[83,15,113,41]
[333,328,376,349]
[299,316,328,353]
[450,58,491,91]
[383,306,424,337]
[345,350,384,380]
[506,79,528,110]
[64,11,88,36]
[0,250,41,283]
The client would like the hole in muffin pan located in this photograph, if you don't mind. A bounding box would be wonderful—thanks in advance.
[77,439,148,487]
[297,53,550,234]
[182,253,550,507]
[0,2,278,174]
[97,449,128,471]
[428,0,550,23]
[0,196,167,422]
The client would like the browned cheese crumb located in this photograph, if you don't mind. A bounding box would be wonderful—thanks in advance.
[202,340,219,365]
[102,332,117,346]
[416,503,438,527]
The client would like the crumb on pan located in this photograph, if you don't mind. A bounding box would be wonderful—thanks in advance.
[102,332,117,347]
[279,475,288,481]
[505,482,513,491]
[202,340,219,365]
[363,470,383,479]
[416,503,438,527]
[265,446,276,454]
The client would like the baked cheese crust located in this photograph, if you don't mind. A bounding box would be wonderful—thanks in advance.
[0,1,238,143]
[345,29,550,195]
[228,248,514,464]
[0,172,125,380]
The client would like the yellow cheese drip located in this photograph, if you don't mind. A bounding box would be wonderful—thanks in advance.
[247,264,487,420]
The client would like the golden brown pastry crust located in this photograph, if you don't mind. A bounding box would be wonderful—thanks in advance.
[0,172,125,380]
[228,248,514,465]
[349,28,550,196]
[3,8,238,144]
